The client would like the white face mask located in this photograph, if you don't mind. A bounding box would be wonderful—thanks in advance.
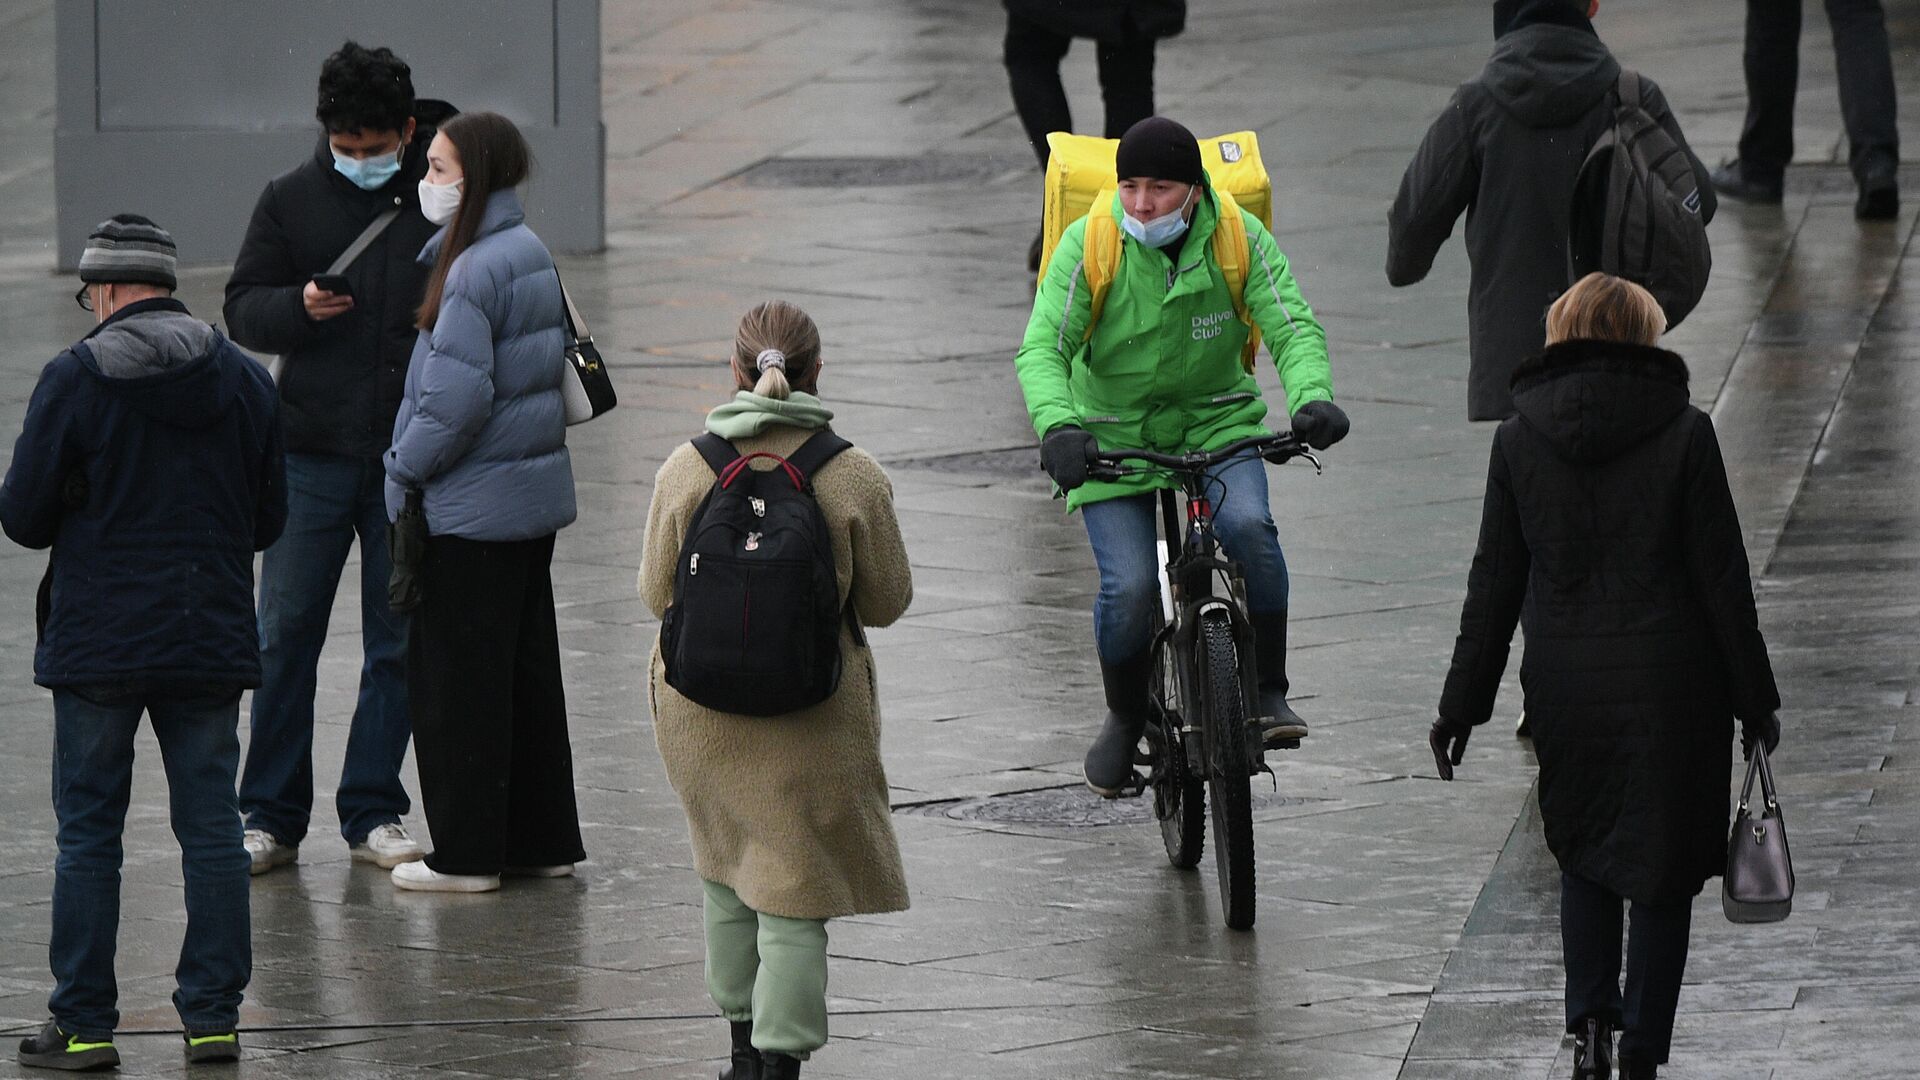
[417,177,463,226]
[1120,184,1197,248]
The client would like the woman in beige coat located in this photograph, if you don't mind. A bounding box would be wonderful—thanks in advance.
[639,300,912,1080]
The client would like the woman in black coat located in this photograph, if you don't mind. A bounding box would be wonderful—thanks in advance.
[1428,273,1781,1080]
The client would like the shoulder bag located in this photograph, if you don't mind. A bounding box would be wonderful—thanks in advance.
[267,207,401,383]
[555,271,617,425]
[1723,744,1794,923]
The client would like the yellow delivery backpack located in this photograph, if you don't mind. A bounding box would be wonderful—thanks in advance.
[1039,129,1273,372]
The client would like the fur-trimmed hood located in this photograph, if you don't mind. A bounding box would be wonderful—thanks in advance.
[1510,339,1691,464]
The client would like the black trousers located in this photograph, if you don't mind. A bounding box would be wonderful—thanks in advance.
[1738,0,1900,180]
[1560,872,1692,1066]
[408,532,584,876]
[1004,10,1157,171]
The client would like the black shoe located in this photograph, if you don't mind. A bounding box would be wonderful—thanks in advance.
[760,1052,802,1080]
[1028,229,1045,275]
[1250,612,1309,745]
[184,1030,240,1064]
[1515,710,1531,739]
[1619,1054,1658,1080]
[1084,653,1153,797]
[16,1020,118,1071]
[1709,159,1783,204]
[1571,1017,1614,1080]
[719,1020,759,1080]
[1857,166,1899,221]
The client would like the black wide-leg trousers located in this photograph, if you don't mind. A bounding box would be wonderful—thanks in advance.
[409,532,585,876]
[1004,10,1157,171]
[1738,0,1900,181]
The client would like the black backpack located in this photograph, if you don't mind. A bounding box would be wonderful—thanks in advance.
[1568,69,1711,329]
[660,430,853,717]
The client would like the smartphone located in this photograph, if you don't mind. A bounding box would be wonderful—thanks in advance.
[310,273,354,298]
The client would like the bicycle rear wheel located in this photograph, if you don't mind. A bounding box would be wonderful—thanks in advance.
[1200,612,1256,930]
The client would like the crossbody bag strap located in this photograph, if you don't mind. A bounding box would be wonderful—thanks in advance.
[327,208,402,276]
[552,268,593,345]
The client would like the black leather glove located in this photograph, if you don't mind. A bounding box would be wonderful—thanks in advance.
[1742,712,1781,759]
[1291,400,1350,450]
[1040,425,1097,493]
[1429,717,1471,781]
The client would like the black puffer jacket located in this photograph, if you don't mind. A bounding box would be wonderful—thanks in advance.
[1385,25,1714,420]
[1438,339,1779,903]
[223,100,455,457]
[1002,0,1184,41]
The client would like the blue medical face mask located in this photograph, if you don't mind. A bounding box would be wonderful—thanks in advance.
[1120,184,1196,248]
[332,146,404,191]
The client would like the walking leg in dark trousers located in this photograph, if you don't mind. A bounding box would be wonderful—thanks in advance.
[1004,10,1074,172]
[1737,0,1804,183]
[1095,33,1156,139]
[1618,893,1692,1068]
[503,535,585,870]
[1560,871,1625,1031]
[1823,0,1900,181]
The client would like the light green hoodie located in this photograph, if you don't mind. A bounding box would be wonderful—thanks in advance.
[703,391,834,440]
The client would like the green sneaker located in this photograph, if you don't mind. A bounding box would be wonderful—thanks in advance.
[16,1019,118,1071]
[184,1030,240,1064]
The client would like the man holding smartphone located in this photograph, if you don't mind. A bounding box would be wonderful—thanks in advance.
[223,42,454,876]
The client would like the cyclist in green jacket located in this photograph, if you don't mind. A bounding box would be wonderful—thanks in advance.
[1015,116,1348,797]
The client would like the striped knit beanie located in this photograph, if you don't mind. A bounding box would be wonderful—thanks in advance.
[78,214,177,290]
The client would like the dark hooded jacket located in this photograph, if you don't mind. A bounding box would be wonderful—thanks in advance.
[1437,339,1779,903]
[1385,16,1714,420]
[223,100,455,457]
[0,299,287,688]
[1002,0,1184,41]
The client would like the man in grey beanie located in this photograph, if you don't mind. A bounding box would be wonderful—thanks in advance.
[1,214,285,1069]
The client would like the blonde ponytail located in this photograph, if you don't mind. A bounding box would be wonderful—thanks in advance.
[733,301,820,400]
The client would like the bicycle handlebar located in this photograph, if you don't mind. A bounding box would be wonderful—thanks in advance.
[1086,433,1321,478]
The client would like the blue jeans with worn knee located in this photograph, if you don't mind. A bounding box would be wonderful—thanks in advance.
[241,453,410,846]
[1080,451,1289,663]
[50,684,250,1037]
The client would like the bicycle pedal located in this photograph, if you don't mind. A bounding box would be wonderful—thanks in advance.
[1117,769,1148,799]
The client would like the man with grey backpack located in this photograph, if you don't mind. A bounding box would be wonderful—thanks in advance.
[1387,0,1715,422]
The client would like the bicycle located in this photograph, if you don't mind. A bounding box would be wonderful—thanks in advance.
[1085,432,1322,931]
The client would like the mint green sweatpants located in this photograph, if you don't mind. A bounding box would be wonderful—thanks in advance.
[702,879,829,1057]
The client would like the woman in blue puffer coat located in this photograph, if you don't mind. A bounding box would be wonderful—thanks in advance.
[382,111,584,892]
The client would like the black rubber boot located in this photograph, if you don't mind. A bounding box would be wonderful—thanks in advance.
[760,1052,802,1080]
[1251,612,1308,745]
[1571,1017,1614,1080]
[1618,1054,1658,1080]
[1083,653,1153,797]
[718,1020,759,1080]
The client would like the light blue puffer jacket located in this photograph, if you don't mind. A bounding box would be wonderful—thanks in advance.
[384,189,576,540]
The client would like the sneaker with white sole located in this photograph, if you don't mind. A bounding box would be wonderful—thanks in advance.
[350,823,426,868]
[242,829,297,876]
[503,864,575,878]
[391,859,499,893]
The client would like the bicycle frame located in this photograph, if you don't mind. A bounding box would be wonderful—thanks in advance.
[1151,478,1261,781]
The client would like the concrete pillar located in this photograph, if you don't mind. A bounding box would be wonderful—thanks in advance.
[53,1,603,268]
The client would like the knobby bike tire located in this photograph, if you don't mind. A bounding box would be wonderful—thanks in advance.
[1201,612,1256,930]
[1155,715,1205,869]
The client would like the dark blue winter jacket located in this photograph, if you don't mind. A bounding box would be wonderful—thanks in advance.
[0,298,287,688]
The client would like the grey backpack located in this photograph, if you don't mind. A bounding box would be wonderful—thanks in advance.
[1568,70,1711,329]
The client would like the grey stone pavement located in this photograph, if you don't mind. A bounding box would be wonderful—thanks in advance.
[0,1,1918,1077]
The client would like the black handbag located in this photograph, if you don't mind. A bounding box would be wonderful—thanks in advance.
[1723,744,1794,923]
[555,273,617,425]
[388,489,428,614]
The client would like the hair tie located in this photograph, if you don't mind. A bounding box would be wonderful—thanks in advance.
[755,349,787,373]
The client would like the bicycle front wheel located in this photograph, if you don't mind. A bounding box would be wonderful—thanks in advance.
[1154,718,1205,869]
[1200,612,1256,930]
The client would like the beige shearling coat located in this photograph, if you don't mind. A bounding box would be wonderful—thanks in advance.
[639,425,913,920]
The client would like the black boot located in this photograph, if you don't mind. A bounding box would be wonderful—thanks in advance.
[718,1020,759,1080]
[1709,159,1783,204]
[1250,612,1308,746]
[1084,653,1152,797]
[760,1052,802,1080]
[1856,158,1899,221]
[1571,1017,1614,1080]
[1618,1054,1658,1080]
[1027,229,1045,274]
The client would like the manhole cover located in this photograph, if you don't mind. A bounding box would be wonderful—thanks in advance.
[900,785,1320,828]
[891,445,1039,478]
[733,155,1028,188]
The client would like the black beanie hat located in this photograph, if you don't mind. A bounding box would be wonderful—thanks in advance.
[1115,117,1204,186]
[78,214,178,290]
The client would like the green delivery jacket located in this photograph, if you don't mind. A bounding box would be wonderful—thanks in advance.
[1014,185,1333,510]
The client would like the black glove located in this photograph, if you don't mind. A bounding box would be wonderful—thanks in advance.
[1040,425,1097,493]
[1742,712,1781,759]
[1429,717,1471,781]
[1291,400,1350,450]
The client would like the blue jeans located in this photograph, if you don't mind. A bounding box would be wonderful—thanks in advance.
[240,453,410,846]
[1080,451,1290,662]
[50,685,250,1036]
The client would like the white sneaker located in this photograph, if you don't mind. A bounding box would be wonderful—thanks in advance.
[391,859,499,893]
[503,864,575,878]
[350,823,426,868]
[243,829,297,876]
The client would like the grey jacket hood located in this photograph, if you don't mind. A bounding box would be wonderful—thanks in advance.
[1482,24,1619,128]
[76,300,240,430]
